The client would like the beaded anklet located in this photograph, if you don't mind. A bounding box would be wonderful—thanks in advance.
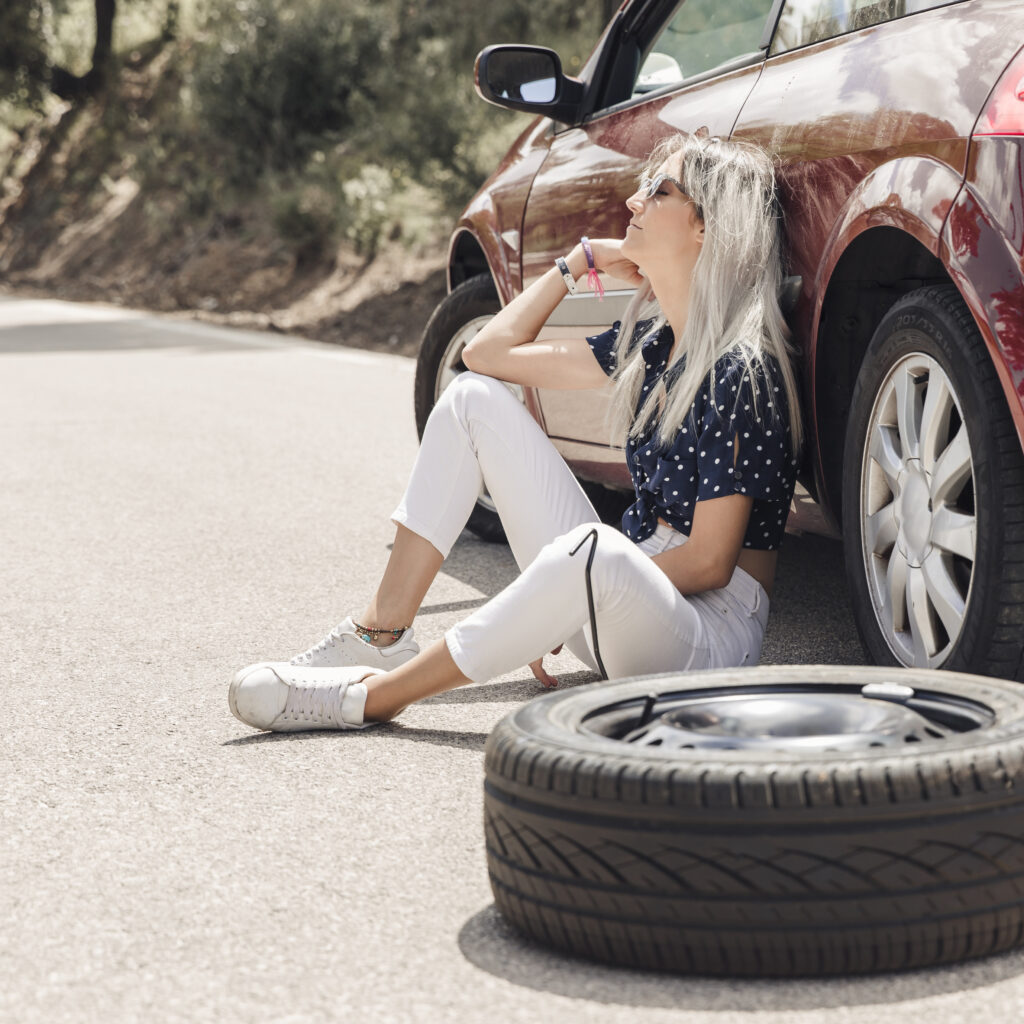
[352,620,408,644]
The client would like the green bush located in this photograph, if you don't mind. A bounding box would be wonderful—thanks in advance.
[4,0,609,266]
[270,175,339,263]
[194,0,386,179]
[192,0,604,196]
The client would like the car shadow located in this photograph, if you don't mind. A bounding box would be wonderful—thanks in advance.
[435,533,520,599]
[761,532,867,666]
[457,904,1024,1009]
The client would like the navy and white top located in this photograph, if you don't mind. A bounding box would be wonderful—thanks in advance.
[586,319,799,551]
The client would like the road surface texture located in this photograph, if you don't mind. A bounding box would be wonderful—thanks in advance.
[3,294,1021,1023]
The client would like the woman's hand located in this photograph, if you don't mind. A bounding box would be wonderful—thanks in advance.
[579,237,645,288]
[529,645,563,689]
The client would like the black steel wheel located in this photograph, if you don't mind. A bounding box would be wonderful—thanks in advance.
[484,664,1024,976]
[841,284,1024,679]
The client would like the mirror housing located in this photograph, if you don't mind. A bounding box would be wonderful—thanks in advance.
[475,45,585,124]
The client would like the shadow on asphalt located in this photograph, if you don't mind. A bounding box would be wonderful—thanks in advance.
[0,318,276,354]
[222,723,493,752]
[761,533,867,666]
[457,905,1024,1009]
[439,535,519,600]
[418,597,491,616]
[423,672,596,706]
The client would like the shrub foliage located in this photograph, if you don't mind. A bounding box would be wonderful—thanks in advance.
[2,0,608,262]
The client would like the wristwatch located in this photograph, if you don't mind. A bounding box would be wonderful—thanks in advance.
[554,256,577,294]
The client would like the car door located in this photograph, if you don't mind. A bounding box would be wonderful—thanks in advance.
[520,0,781,484]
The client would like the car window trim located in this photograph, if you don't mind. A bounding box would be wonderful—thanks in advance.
[572,48,767,128]
[577,0,787,127]
[766,0,968,58]
[760,0,788,50]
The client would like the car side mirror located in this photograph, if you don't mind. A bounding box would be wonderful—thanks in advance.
[475,45,585,125]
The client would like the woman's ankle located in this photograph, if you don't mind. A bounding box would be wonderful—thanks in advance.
[352,614,410,649]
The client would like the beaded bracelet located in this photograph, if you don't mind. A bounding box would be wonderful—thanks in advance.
[352,620,408,643]
[580,236,605,300]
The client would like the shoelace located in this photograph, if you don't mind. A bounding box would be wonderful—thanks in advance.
[292,626,345,664]
[281,678,348,725]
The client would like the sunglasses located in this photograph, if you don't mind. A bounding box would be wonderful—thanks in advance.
[638,173,687,198]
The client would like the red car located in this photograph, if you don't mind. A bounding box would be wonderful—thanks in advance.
[413,0,1024,683]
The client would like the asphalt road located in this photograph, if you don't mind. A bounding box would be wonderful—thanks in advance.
[3,294,1022,1024]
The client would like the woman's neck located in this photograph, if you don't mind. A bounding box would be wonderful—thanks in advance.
[646,267,693,356]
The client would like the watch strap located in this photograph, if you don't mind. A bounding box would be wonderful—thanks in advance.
[554,256,577,294]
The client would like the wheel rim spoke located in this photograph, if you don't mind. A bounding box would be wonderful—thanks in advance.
[906,565,939,665]
[865,501,898,556]
[921,551,967,647]
[883,545,909,634]
[919,365,954,475]
[868,423,902,494]
[895,362,923,461]
[930,505,976,561]
[930,424,972,504]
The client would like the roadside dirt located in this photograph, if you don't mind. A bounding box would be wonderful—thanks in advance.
[4,242,448,359]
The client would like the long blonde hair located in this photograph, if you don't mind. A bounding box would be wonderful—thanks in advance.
[608,132,803,451]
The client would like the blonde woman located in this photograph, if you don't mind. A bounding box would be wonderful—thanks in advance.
[230,132,803,732]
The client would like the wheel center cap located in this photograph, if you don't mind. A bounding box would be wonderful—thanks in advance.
[898,462,933,566]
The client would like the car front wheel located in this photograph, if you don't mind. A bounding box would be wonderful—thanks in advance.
[842,284,1024,680]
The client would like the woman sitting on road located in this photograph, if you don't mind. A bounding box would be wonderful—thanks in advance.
[229,131,803,732]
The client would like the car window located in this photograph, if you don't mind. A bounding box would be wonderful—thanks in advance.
[633,0,778,96]
[770,0,964,55]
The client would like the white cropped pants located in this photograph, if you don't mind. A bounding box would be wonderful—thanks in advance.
[392,372,769,684]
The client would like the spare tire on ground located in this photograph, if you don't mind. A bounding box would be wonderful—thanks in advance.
[483,665,1024,976]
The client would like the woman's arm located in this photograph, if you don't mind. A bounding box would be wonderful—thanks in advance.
[462,240,643,390]
[651,492,753,593]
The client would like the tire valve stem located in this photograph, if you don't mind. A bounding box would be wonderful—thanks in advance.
[638,693,658,728]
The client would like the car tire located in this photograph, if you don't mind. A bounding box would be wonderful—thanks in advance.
[414,274,507,543]
[842,284,1024,680]
[484,664,1024,976]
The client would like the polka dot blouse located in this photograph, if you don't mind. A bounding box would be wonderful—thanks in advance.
[586,319,799,551]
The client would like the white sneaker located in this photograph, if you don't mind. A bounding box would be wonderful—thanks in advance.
[289,616,420,669]
[229,663,381,732]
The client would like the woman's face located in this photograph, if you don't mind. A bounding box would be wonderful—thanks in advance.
[620,154,704,277]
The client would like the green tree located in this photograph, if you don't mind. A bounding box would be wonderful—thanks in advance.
[0,0,119,104]
[193,0,605,198]
[0,0,52,106]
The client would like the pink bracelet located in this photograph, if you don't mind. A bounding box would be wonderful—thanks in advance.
[580,236,605,301]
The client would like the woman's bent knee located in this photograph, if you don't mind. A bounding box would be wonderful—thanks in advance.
[559,521,632,556]
[436,371,511,415]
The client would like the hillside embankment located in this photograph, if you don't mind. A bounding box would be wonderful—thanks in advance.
[0,41,449,357]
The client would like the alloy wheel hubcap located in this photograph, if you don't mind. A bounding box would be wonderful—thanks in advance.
[860,351,976,668]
